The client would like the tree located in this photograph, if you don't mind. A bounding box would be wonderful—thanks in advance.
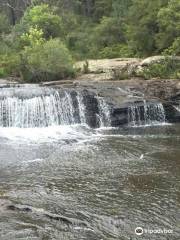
[93,16,125,48]
[126,0,168,56]
[112,0,132,20]
[156,0,180,52]
[163,37,180,56]
[20,4,63,39]
[0,0,32,25]
[93,0,112,20]
[0,13,11,34]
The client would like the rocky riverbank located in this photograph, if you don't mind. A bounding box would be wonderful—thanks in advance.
[1,56,180,127]
[43,57,180,126]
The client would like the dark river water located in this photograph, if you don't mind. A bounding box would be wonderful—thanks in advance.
[0,124,179,240]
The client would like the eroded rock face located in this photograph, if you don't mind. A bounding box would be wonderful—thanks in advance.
[2,55,180,127]
[66,79,180,127]
[80,90,100,128]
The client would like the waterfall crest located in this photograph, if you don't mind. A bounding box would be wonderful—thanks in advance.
[0,86,111,128]
[0,86,168,129]
[0,91,76,128]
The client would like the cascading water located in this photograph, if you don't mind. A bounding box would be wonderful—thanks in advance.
[0,85,168,129]
[128,101,166,126]
[77,93,87,124]
[0,86,113,129]
[96,96,111,127]
[173,105,180,112]
[0,91,73,128]
[0,86,90,128]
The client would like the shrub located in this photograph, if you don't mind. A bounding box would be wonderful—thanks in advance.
[99,44,133,58]
[163,37,180,56]
[21,4,63,39]
[0,14,11,34]
[140,57,180,79]
[0,53,21,78]
[112,69,130,80]
[20,39,75,82]
[20,26,45,48]
[82,60,89,73]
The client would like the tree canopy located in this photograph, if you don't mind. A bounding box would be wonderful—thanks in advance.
[0,0,179,80]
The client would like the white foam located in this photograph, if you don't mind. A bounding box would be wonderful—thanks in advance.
[22,158,44,164]
[0,125,93,143]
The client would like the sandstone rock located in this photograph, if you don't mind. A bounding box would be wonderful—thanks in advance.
[76,58,141,73]
[140,56,180,66]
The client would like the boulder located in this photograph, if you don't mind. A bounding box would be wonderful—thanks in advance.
[140,56,180,66]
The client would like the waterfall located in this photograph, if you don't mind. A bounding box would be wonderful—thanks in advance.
[128,101,166,126]
[77,93,87,124]
[0,90,78,128]
[0,86,112,128]
[0,86,87,128]
[96,97,111,127]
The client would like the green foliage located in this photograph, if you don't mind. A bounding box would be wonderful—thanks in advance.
[156,0,180,52]
[126,0,168,56]
[82,60,89,74]
[99,44,133,58]
[0,0,179,81]
[93,17,125,48]
[66,20,95,59]
[20,26,45,47]
[112,69,130,80]
[93,0,113,20]
[21,4,63,39]
[0,13,11,34]
[0,53,21,78]
[20,39,75,82]
[112,0,132,20]
[140,58,180,79]
[163,37,180,56]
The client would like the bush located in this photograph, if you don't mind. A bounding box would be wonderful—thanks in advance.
[82,60,89,73]
[0,13,11,34]
[20,26,45,48]
[0,55,21,78]
[99,44,133,58]
[21,4,63,39]
[140,57,180,79]
[20,39,75,82]
[66,20,95,60]
[163,37,180,56]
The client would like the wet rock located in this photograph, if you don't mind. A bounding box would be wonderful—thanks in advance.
[7,204,88,227]
[164,102,180,123]
[111,107,128,127]
[81,90,100,128]
[7,204,32,212]
[44,213,73,225]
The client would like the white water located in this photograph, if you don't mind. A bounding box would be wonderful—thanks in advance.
[0,90,77,128]
[97,96,111,127]
[0,125,98,144]
[0,86,114,129]
[0,86,169,130]
[173,105,180,112]
[128,101,166,126]
[77,93,87,124]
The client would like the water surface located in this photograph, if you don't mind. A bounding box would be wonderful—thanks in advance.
[0,124,179,240]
